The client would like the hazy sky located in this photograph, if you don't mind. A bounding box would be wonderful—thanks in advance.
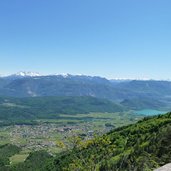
[0,0,171,79]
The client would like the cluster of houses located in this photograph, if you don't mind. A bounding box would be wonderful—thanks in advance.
[8,123,97,151]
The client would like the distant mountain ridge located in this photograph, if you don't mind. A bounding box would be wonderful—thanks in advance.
[0,72,171,110]
[2,71,41,78]
[2,72,171,81]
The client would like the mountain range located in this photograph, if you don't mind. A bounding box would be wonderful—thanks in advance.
[0,72,171,110]
[0,72,171,109]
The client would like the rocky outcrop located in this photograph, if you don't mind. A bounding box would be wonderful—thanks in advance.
[154,163,171,171]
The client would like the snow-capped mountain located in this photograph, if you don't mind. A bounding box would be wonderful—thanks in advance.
[1,72,170,82]
[13,71,41,77]
[2,71,42,79]
[53,73,71,78]
[4,72,88,79]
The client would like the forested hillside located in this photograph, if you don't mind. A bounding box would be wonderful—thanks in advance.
[47,112,171,171]
[0,96,124,122]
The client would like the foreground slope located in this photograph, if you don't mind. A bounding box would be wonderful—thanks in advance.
[2,112,171,171]
[48,112,171,171]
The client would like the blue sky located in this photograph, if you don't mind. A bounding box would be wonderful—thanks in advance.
[0,0,171,79]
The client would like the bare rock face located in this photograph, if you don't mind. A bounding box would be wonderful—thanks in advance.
[154,164,171,171]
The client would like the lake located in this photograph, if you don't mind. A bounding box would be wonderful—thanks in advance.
[135,109,168,116]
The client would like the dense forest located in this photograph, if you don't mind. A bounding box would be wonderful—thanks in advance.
[0,96,124,124]
[1,112,171,171]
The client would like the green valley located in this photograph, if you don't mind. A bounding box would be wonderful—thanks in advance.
[1,112,171,170]
[0,95,170,171]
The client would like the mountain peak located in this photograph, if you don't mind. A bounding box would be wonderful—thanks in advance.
[54,73,71,78]
[13,71,41,77]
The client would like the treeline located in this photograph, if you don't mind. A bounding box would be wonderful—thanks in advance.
[0,144,21,170]
[11,151,52,171]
